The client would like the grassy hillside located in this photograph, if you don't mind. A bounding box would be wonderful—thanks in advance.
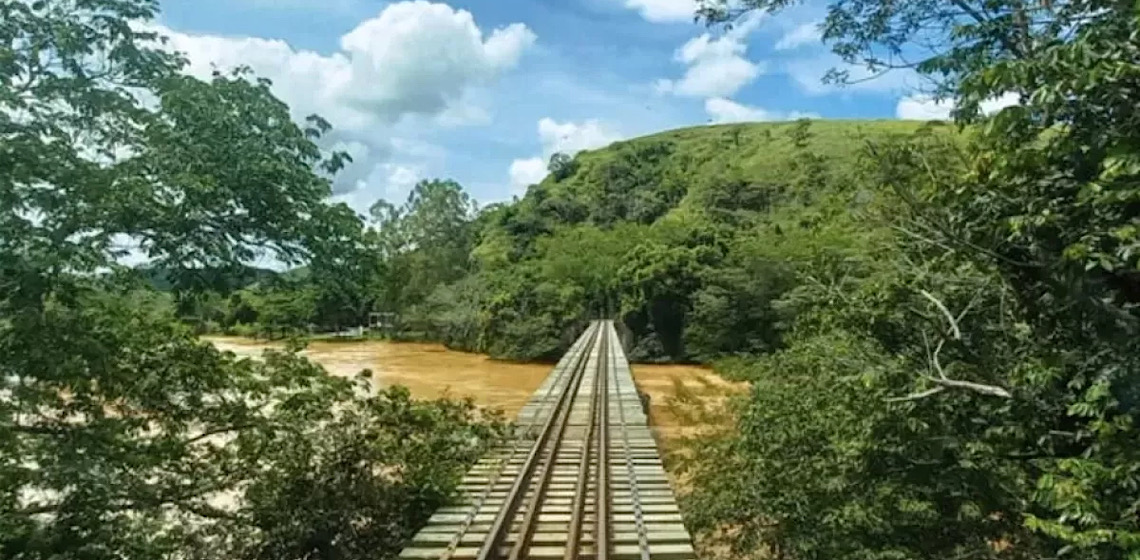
[583,119,934,187]
[428,118,962,361]
[524,119,945,225]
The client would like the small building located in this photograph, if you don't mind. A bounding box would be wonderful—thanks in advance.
[368,312,397,331]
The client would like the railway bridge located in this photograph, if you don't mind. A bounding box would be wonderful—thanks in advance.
[399,320,695,560]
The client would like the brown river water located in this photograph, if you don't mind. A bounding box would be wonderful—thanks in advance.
[204,336,740,443]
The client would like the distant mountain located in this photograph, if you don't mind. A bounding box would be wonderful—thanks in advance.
[137,264,280,293]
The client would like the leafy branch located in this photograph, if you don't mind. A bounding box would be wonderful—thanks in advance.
[888,289,1013,401]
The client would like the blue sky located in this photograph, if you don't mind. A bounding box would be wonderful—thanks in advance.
[154,0,939,211]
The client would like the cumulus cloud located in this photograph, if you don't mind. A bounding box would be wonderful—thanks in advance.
[382,164,424,201]
[158,1,534,130]
[896,92,1020,120]
[656,14,765,98]
[705,97,819,123]
[785,54,921,96]
[331,162,424,212]
[622,0,698,23]
[775,21,821,51]
[327,140,379,193]
[980,92,1021,114]
[537,118,622,156]
[334,5,534,123]
[152,1,534,201]
[508,157,547,195]
[507,118,624,194]
[896,95,954,120]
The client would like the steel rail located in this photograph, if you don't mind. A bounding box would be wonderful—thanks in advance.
[595,323,611,560]
[441,323,599,560]
[474,323,601,560]
[612,324,651,560]
[562,323,605,560]
[400,320,697,560]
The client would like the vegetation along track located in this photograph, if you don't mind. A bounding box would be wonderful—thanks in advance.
[400,320,694,560]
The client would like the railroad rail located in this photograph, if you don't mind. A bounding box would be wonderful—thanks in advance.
[400,320,694,560]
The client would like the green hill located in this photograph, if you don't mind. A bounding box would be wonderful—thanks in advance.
[136,264,280,293]
[425,118,962,361]
[582,119,933,191]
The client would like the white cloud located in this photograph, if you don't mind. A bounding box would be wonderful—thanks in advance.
[508,157,547,195]
[537,117,622,156]
[786,54,921,96]
[506,118,624,193]
[896,92,1020,120]
[622,0,698,23]
[430,93,493,127]
[333,4,534,123]
[705,97,819,123]
[775,21,821,51]
[657,14,765,98]
[158,1,535,129]
[327,140,376,193]
[383,164,423,199]
[331,162,423,212]
[152,1,535,201]
[981,92,1020,114]
[896,95,954,120]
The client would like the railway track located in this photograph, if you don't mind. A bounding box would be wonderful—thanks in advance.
[400,320,694,560]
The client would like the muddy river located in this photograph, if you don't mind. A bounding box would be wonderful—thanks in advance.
[204,336,739,444]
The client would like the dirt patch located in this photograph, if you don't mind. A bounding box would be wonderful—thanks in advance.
[630,363,746,445]
[204,337,551,417]
[632,362,749,560]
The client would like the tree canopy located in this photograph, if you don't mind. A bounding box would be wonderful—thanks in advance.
[676,2,1140,559]
[5,0,1139,559]
[1,2,503,559]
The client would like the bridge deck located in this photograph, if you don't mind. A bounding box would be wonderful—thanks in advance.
[399,321,694,560]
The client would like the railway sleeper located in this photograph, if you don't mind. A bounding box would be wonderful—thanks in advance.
[400,543,694,560]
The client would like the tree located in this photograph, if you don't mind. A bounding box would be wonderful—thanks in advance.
[547,152,577,181]
[535,224,646,315]
[253,277,317,337]
[238,386,504,560]
[620,222,726,360]
[697,0,1088,104]
[0,3,503,559]
[307,204,385,330]
[683,232,793,361]
[687,3,1140,557]
[367,179,479,314]
[786,117,813,148]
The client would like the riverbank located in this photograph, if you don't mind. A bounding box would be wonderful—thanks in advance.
[205,336,551,416]
[205,336,744,452]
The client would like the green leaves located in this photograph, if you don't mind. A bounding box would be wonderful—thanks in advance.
[721,10,1138,555]
[367,179,479,318]
[239,386,505,560]
[676,89,1138,557]
[1,4,504,560]
[547,152,577,181]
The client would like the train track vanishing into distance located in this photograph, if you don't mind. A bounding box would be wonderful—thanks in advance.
[399,320,695,560]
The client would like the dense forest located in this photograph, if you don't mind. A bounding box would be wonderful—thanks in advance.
[3,0,1139,560]
[178,119,938,364]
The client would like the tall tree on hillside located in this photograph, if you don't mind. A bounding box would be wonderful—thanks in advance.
[548,152,576,181]
[307,204,386,330]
